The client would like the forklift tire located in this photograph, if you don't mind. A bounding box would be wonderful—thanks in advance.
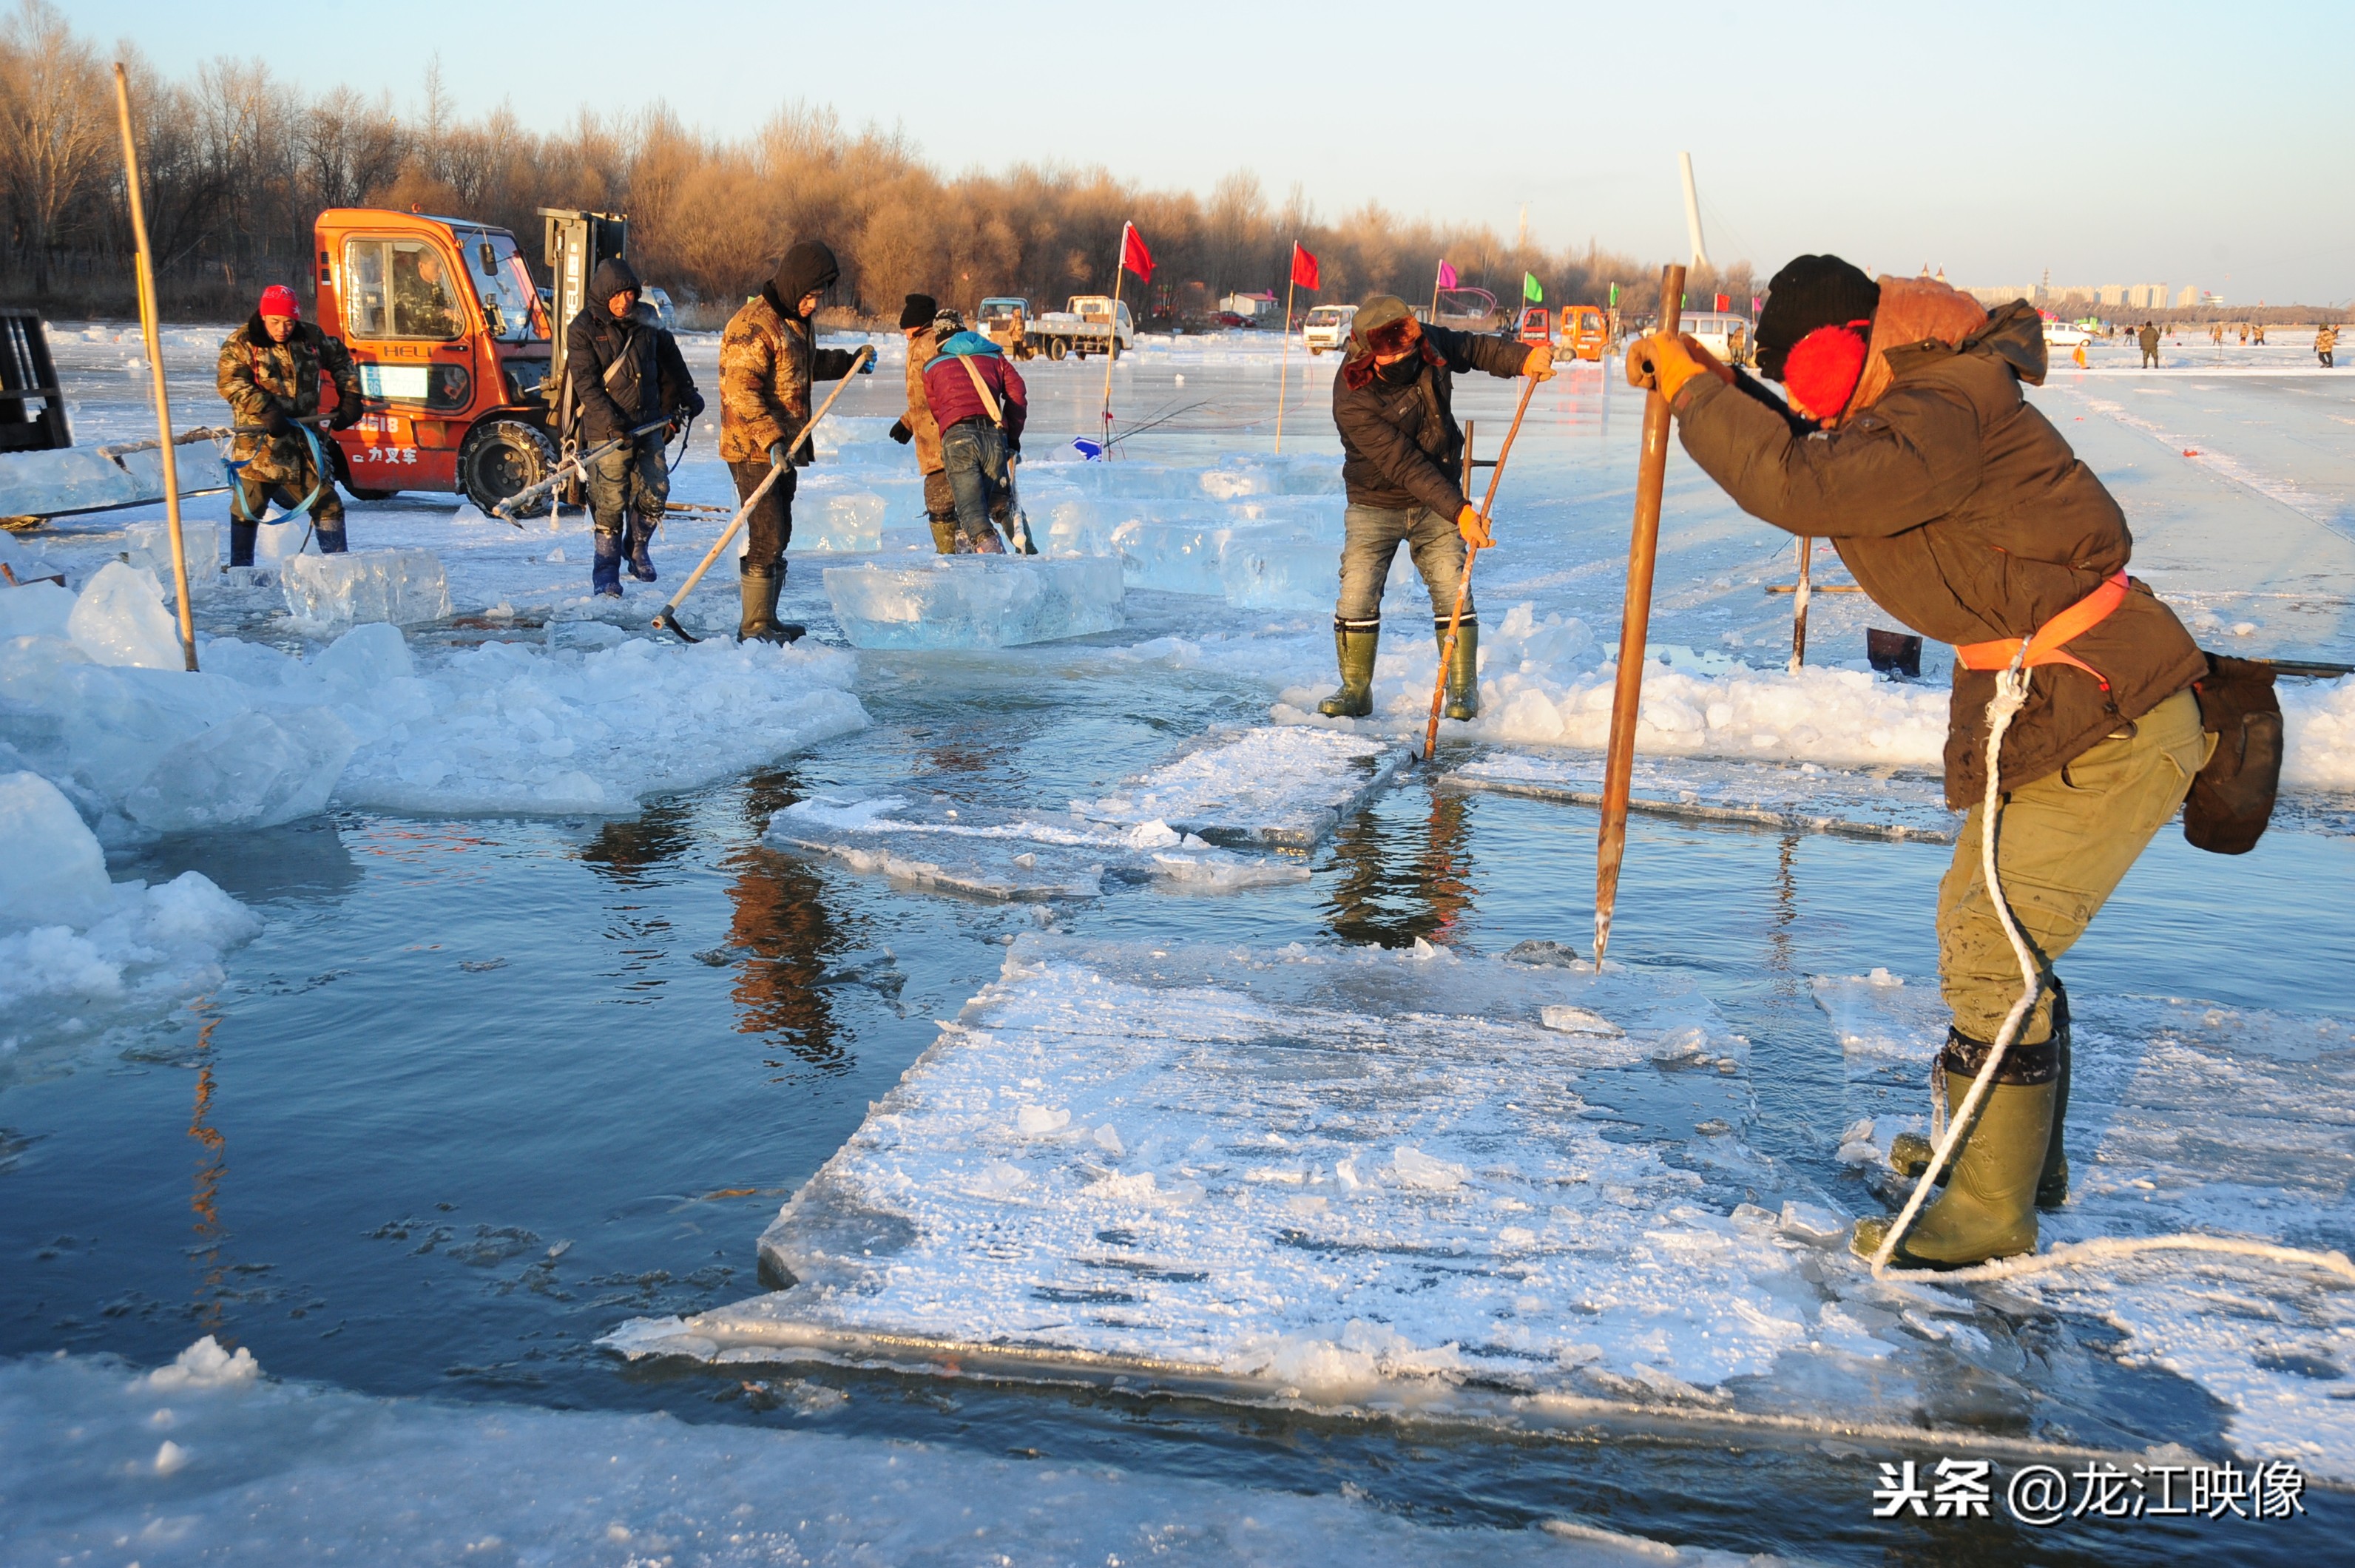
[1047,338,1068,362]
[458,418,559,518]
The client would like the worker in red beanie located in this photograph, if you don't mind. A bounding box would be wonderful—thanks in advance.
[217,284,365,562]
[1624,257,2212,1271]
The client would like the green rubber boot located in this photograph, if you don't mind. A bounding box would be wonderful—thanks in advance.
[1854,1077,2055,1268]
[1317,624,1379,718]
[1439,620,1479,721]
[928,516,959,554]
[1891,991,2071,1210]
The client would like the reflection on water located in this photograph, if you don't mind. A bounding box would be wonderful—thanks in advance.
[578,801,697,885]
[185,1016,227,1339]
[1322,786,1476,949]
[724,845,853,1078]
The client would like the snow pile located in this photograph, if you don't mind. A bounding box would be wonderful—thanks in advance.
[765,790,1308,899]
[1074,724,1409,848]
[279,547,453,630]
[1813,974,2355,1479]
[2280,677,2355,791]
[0,1338,1732,1567]
[0,771,260,1058]
[312,623,870,815]
[824,556,1125,649]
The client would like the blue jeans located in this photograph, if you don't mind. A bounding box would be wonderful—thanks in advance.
[939,421,1010,546]
[1335,502,1469,632]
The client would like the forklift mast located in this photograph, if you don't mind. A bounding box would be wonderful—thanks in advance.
[539,208,628,448]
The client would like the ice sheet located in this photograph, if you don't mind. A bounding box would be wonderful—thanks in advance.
[1074,724,1409,848]
[1811,973,2355,1479]
[1450,751,1959,843]
[763,790,1309,901]
[0,771,259,1063]
[278,547,453,629]
[824,556,1125,649]
[0,1339,1738,1568]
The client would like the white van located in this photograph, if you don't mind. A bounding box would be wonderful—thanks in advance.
[1302,304,1357,355]
[1681,311,1751,366]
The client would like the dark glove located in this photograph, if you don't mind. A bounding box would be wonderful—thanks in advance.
[329,400,361,432]
[262,404,292,437]
[888,418,912,445]
[680,391,706,421]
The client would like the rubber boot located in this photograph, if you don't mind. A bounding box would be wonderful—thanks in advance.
[2038,982,2072,1210]
[229,519,258,568]
[313,524,348,555]
[1439,619,1479,721]
[1317,624,1379,718]
[967,521,1007,555]
[626,515,658,582]
[592,530,624,598]
[1853,1077,2055,1268]
[928,516,959,555]
[737,570,805,645]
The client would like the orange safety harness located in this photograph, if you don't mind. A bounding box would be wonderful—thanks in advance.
[1952,569,2129,689]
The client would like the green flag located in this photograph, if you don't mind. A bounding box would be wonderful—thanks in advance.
[1608,281,1619,308]
[1523,271,1543,304]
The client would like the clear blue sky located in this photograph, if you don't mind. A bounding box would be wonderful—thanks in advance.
[83,0,2355,303]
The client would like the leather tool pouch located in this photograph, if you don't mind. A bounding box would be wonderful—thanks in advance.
[2183,652,2283,854]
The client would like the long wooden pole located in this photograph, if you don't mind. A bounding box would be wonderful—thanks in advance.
[1099,224,1126,444]
[1788,535,1814,673]
[1423,374,1538,760]
[1274,267,1295,454]
[1593,262,1685,964]
[112,64,196,673]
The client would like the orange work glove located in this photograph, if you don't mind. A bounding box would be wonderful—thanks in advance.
[1456,503,1493,549]
[1624,331,1710,405]
[1521,342,1555,381]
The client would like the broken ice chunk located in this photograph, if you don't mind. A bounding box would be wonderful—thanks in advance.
[1540,1005,1623,1037]
[1074,725,1408,848]
[823,557,1124,649]
[124,521,222,601]
[66,560,182,669]
[280,549,452,629]
[1390,1146,1469,1192]
[801,492,885,553]
[1016,1105,1071,1137]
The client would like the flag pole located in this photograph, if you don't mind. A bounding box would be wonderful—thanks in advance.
[112,64,197,674]
[1429,260,1442,323]
[1276,261,1295,454]
[1100,223,1126,444]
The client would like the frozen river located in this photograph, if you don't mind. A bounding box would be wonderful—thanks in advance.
[3,320,2351,1564]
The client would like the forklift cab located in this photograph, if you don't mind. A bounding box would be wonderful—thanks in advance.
[1561,304,1609,361]
[312,206,627,513]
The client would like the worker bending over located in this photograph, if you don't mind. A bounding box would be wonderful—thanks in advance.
[888,294,961,553]
[1321,295,1550,722]
[919,321,1029,552]
[1629,256,2211,1269]
[216,284,363,563]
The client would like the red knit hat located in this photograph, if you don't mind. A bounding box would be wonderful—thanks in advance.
[1783,322,1869,420]
[258,285,301,321]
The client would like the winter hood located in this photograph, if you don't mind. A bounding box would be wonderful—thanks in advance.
[769,242,840,317]
[1842,275,1993,418]
[589,257,642,303]
[925,330,1001,366]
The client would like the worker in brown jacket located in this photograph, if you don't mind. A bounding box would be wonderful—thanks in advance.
[887,294,958,553]
[1629,256,2211,1270]
[718,240,862,642]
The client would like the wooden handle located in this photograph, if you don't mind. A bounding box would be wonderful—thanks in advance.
[1423,374,1539,760]
[1595,263,1686,962]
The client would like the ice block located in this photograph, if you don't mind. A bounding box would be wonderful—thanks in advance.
[800,491,885,553]
[823,556,1124,649]
[280,548,452,629]
[124,520,221,601]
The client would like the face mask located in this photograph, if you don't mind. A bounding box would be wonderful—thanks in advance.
[1378,353,1421,386]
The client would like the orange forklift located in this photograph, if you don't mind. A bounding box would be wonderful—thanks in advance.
[309,206,630,514]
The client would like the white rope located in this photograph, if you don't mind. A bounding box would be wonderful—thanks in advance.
[1868,646,2354,1291]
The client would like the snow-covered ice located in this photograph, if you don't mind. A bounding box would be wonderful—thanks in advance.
[0,1336,1744,1568]
[763,790,1309,901]
[824,555,1125,649]
[1450,751,1959,843]
[1073,724,1409,848]
[0,770,259,1062]
[278,547,453,629]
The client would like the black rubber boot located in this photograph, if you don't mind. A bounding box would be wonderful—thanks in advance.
[1317,622,1379,718]
[312,524,348,555]
[229,520,258,568]
[1439,618,1479,720]
[592,530,624,598]
[626,514,658,582]
[2038,981,2072,1210]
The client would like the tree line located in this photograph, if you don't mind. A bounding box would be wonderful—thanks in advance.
[0,1,1760,329]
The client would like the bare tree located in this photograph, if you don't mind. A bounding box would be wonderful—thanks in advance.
[0,0,113,292]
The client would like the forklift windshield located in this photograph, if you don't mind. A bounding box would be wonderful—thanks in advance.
[465,229,547,342]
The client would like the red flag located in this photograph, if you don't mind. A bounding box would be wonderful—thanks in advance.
[1291,243,1319,291]
[1120,223,1153,282]
[1436,259,1459,291]
[1714,292,1730,312]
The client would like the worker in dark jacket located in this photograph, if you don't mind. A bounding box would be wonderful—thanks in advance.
[888,294,960,554]
[718,241,861,641]
[920,326,1028,552]
[215,284,364,563]
[1629,256,2211,1270]
[2137,321,2160,368]
[564,257,700,595]
[1321,294,1550,721]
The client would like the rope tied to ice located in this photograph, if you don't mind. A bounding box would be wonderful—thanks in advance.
[1868,641,2355,1288]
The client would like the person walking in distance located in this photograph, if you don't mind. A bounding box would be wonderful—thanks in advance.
[1319,294,1551,722]
[888,294,959,554]
[719,241,863,641]
[564,257,701,596]
[919,321,1029,552]
[216,283,364,564]
[1626,256,2212,1269]
[2317,323,2337,369]
[2138,321,2160,368]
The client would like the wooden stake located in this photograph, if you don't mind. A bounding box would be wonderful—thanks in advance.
[112,63,196,673]
[1274,270,1294,453]
[1423,375,1537,760]
[1593,262,1685,963]
[1788,535,1813,673]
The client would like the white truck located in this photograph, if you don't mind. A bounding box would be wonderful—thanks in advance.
[1025,295,1135,360]
[1302,303,1357,355]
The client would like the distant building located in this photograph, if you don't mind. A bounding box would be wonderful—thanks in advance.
[2177,285,2200,308]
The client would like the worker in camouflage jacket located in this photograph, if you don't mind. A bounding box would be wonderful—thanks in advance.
[887,293,960,553]
[215,283,364,564]
[718,240,862,642]
[1321,294,1550,722]
[564,257,701,596]
[1629,256,2211,1271]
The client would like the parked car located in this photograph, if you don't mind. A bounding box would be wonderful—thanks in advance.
[1302,304,1357,355]
[2041,320,2094,348]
